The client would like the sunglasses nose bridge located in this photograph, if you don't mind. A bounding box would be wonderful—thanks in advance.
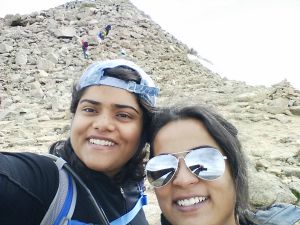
[177,155,185,161]
[178,155,190,170]
[178,156,188,168]
[171,157,199,186]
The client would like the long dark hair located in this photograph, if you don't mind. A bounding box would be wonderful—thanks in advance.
[149,105,249,222]
[49,66,155,184]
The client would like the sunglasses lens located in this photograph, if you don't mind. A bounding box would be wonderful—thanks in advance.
[146,155,178,187]
[185,147,225,180]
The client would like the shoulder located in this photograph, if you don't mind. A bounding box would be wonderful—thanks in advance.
[0,152,57,173]
[246,203,300,225]
[0,152,59,224]
[0,152,58,191]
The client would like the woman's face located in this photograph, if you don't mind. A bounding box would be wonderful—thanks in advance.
[153,119,237,225]
[70,85,143,177]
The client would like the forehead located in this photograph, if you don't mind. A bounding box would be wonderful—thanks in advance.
[80,85,140,108]
[153,119,220,155]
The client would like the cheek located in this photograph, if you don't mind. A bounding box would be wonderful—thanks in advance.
[71,115,87,134]
[124,123,143,144]
[215,169,236,202]
[154,188,164,199]
[224,167,236,191]
[154,187,171,208]
[71,114,80,129]
[129,127,142,141]
[70,116,85,149]
[70,120,79,141]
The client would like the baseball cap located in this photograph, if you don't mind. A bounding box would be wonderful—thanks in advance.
[77,59,159,107]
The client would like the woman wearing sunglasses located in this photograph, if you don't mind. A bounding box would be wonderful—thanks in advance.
[146,105,300,225]
[0,59,159,225]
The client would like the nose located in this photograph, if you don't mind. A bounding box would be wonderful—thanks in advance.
[172,159,199,187]
[92,112,116,132]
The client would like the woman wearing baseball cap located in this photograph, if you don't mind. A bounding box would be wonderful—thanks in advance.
[0,59,159,225]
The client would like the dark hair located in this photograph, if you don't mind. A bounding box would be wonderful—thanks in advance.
[49,66,155,184]
[149,105,249,222]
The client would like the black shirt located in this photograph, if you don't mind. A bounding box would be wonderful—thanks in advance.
[0,152,148,225]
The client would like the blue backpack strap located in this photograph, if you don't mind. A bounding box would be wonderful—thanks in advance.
[40,155,77,225]
[110,182,147,225]
[62,219,89,225]
[138,181,148,206]
[109,195,144,225]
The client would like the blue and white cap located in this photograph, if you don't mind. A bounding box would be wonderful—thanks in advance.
[77,59,159,107]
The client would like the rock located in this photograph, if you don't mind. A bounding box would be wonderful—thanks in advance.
[15,51,28,65]
[270,114,291,123]
[38,115,50,122]
[290,106,300,116]
[265,97,290,114]
[37,58,55,71]
[54,26,76,38]
[282,167,300,178]
[249,170,298,206]
[46,52,59,64]
[0,43,13,53]
[235,92,258,102]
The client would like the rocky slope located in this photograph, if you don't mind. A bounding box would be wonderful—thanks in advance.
[0,0,299,224]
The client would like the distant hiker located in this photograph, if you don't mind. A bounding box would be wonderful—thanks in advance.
[115,4,120,12]
[97,25,112,43]
[112,3,120,12]
[81,40,89,59]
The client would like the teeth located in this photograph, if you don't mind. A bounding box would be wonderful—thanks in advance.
[89,138,115,146]
[177,196,207,206]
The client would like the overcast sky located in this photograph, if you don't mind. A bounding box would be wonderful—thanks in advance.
[0,0,67,16]
[130,0,300,90]
[1,0,300,90]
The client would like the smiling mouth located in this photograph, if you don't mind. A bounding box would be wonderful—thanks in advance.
[176,196,208,207]
[89,138,115,146]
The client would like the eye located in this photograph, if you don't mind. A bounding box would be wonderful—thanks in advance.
[116,112,132,120]
[82,107,96,113]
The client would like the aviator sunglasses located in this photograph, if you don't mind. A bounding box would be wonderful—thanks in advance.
[145,146,227,188]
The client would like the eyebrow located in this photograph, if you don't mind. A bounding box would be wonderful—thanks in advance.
[79,99,140,114]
